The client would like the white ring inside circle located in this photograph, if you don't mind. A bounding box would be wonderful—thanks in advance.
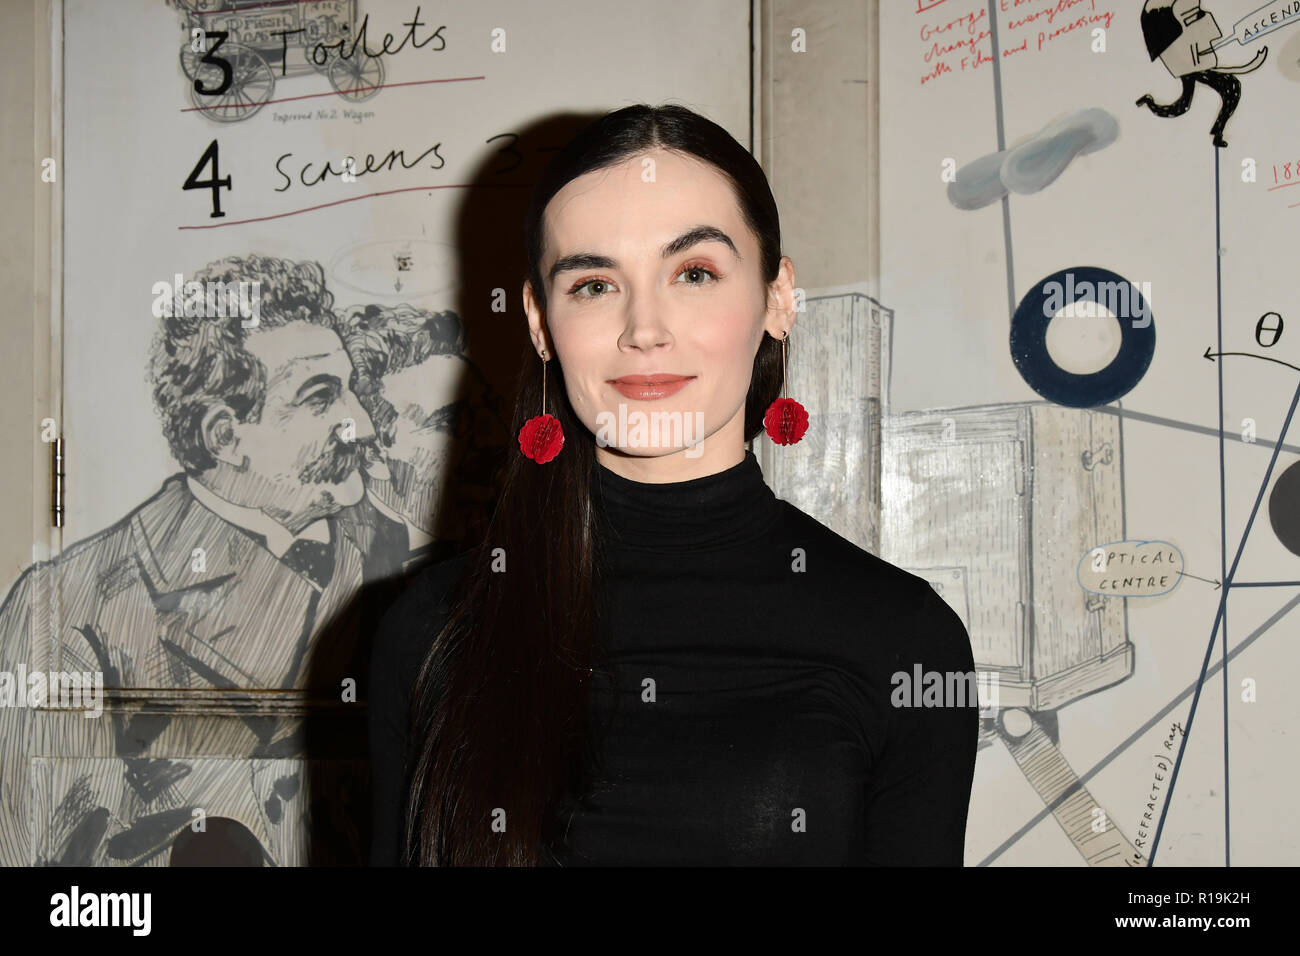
[1045,300,1123,375]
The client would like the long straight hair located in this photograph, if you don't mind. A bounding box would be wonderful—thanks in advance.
[404,103,788,865]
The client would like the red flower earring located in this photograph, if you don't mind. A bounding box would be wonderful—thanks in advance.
[519,348,565,463]
[763,329,809,445]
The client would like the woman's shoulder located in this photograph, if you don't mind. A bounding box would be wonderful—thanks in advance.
[384,550,473,620]
[775,499,971,658]
[370,550,474,676]
[773,498,925,588]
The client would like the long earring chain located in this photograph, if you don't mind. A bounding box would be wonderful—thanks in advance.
[780,330,789,398]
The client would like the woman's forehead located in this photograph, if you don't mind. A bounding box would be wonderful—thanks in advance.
[544,152,745,257]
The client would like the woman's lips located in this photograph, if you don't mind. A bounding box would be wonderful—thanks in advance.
[607,375,695,401]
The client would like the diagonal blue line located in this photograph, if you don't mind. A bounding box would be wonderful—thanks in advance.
[1214,144,1230,868]
[976,589,1300,866]
[1149,375,1300,864]
[986,0,1015,323]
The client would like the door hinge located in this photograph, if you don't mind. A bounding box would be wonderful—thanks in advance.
[51,436,64,528]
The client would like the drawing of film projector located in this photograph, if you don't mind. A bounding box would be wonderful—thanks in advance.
[175,0,384,123]
[886,401,1144,866]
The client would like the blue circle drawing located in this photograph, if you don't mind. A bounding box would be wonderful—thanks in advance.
[1011,266,1155,407]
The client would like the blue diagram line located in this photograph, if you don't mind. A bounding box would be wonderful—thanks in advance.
[1214,144,1230,867]
[1229,581,1300,588]
[986,0,1016,324]
[1118,403,1131,642]
[1084,404,1300,455]
[1148,375,1300,864]
[976,589,1300,866]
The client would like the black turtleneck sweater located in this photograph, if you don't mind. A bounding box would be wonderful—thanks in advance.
[367,449,978,865]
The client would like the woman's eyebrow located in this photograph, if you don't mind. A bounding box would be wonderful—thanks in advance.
[548,224,740,282]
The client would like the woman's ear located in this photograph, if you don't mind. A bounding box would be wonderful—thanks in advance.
[200,404,245,469]
[764,255,798,339]
[522,279,552,358]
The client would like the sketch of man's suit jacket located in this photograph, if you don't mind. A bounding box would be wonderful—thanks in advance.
[0,472,409,866]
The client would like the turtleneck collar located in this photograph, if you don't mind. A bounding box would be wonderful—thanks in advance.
[590,449,784,553]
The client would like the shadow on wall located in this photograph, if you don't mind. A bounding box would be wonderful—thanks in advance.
[0,111,604,867]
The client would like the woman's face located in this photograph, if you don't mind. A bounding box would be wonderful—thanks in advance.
[523,147,795,479]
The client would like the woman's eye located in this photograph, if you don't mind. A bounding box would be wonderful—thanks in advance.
[567,266,719,299]
[676,265,720,285]
[305,391,333,410]
[569,278,613,299]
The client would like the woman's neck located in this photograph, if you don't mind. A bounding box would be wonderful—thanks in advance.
[590,447,783,553]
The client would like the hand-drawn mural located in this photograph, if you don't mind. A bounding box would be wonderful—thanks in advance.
[1135,0,1268,147]
[0,253,505,864]
[172,0,390,123]
[337,301,509,563]
[882,401,1139,865]
[881,0,1300,865]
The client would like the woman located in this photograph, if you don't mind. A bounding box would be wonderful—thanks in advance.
[368,103,978,866]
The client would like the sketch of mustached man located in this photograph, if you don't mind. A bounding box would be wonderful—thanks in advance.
[126,253,409,689]
[1136,0,1268,147]
[338,303,509,569]
[0,254,413,864]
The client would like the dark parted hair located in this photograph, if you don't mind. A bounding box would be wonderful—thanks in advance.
[404,103,788,866]
[149,255,340,474]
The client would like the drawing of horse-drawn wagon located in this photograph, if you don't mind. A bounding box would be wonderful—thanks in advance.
[174,0,384,122]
